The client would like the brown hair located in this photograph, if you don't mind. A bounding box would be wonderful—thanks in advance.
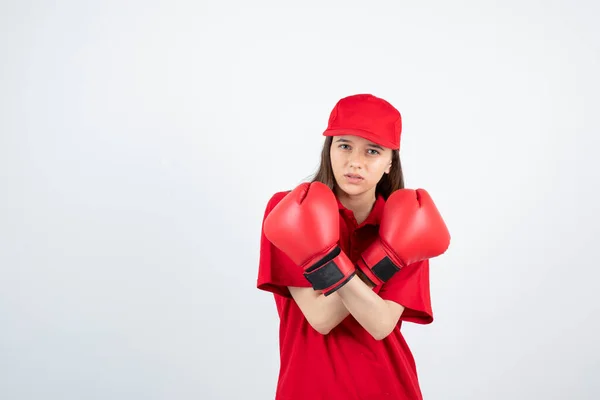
[310,136,404,200]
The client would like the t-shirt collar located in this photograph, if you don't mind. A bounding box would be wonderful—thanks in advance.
[336,193,386,227]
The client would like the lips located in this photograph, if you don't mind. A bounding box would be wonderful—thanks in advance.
[344,173,364,184]
[345,173,364,179]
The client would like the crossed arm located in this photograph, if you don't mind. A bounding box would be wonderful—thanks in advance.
[288,272,405,340]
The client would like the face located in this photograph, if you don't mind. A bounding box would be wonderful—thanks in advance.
[329,135,393,197]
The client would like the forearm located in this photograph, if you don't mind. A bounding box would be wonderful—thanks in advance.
[314,292,351,332]
[288,286,350,334]
[311,269,380,332]
[336,275,404,340]
[290,268,382,334]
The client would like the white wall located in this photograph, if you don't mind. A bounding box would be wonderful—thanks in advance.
[1,1,599,399]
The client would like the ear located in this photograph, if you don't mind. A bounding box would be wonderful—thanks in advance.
[384,161,392,174]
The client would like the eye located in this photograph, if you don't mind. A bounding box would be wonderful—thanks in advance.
[339,144,351,150]
[367,149,380,155]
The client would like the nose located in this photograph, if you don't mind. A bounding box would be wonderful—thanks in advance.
[348,150,365,169]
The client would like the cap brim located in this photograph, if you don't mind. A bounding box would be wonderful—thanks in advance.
[323,128,399,150]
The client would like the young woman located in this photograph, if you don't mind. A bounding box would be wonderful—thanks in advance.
[257,93,450,400]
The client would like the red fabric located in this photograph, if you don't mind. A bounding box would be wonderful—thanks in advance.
[257,190,434,400]
[322,93,402,150]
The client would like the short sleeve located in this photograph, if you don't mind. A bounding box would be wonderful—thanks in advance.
[378,259,433,325]
[256,192,312,298]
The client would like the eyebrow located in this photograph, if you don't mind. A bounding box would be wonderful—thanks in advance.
[335,138,385,150]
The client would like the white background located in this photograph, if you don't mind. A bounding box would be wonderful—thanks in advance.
[1,1,599,399]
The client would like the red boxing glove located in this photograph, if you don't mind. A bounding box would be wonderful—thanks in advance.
[263,182,356,295]
[357,188,450,286]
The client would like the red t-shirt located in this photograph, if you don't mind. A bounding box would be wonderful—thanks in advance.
[257,189,434,400]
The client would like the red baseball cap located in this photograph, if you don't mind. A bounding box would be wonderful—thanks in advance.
[322,93,402,150]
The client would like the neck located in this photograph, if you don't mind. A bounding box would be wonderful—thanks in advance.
[335,187,377,221]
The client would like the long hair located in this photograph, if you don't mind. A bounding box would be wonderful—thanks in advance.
[310,136,404,200]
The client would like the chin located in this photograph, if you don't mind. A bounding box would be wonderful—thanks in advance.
[337,182,370,197]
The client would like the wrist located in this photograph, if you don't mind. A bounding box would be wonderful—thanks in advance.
[355,268,376,289]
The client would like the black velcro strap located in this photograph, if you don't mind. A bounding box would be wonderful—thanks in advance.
[304,247,345,291]
[371,256,401,283]
[305,246,341,273]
